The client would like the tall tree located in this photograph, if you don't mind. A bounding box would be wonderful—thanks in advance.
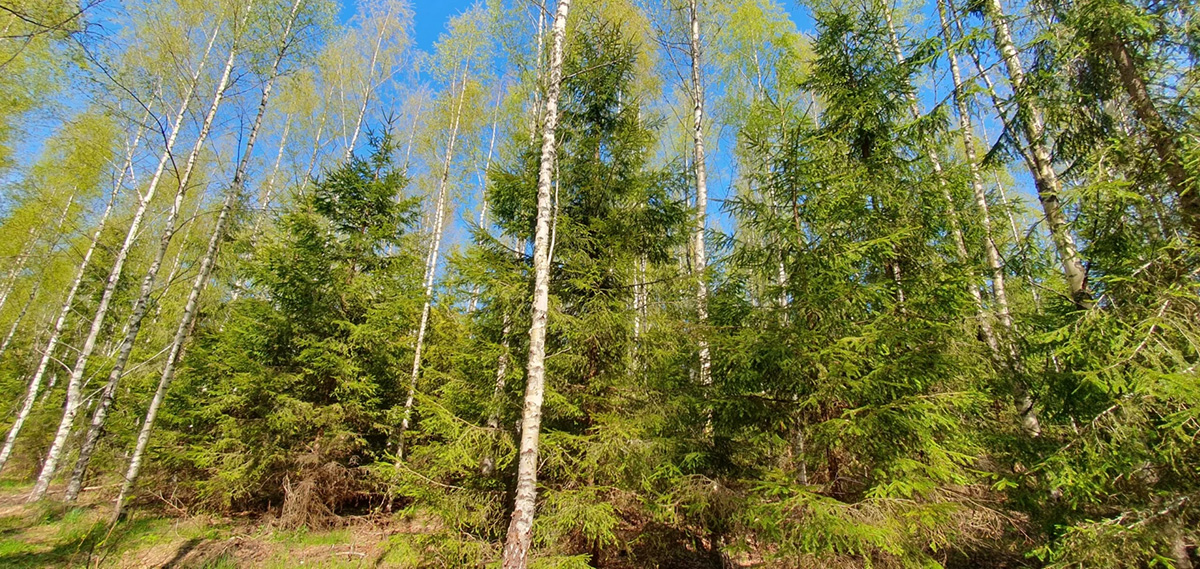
[110,0,308,519]
[982,0,1092,306]
[500,0,571,566]
[0,111,136,472]
[396,5,491,456]
[65,0,311,504]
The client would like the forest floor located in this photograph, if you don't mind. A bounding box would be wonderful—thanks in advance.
[0,480,453,568]
[0,480,731,568]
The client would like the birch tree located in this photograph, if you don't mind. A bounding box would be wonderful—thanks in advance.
[112,0,305,518]
[338,0,412,161]
[937,0,1040,436]
[27,13,234,502]
[981,0,1091,306]
[500,0,571,566]
[0,112,137,473]
[687,0,712,394]
[396,4,490,459]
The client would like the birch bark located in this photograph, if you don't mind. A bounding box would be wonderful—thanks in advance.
[688,0,712,393]
[500,1,571,566]
[62,8,255,500]
[111,0,301,518]
[0,117,141,473]
[395,65,470,459]
[982,0,1090,306]
[26,23,220,502]
[938,0,1040,436]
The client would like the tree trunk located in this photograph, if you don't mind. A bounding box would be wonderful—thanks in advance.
[306,113,327,180]
[396,65,470,460]
[0,192,69,353]
[0,225,39,318]
[467,86,503,314]
[982,0,1091,307]
[0,281,36,358]
[343,4,391,163]
[110,0,293,519]
[0,116,141,473]
[1107,37,1200,236]
[0,190,75,358]
[24,25,220,503]
[253,114,292,234]
[939,0,1040,437]
[500,1,571,566]
[152,196,205,327]
[62,19,248,502]
[688,0,712,394]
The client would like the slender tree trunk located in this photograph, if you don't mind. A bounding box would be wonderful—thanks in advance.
[883,2,1018,429]
[688,0,712,395]
[0,117,142,473]
[24,26,220,502]
[467,87,503,314]
[993,173,1043,308]
[306,113,327,180]
[62,22,248,503]
[343,5,390,163]
[1107,37,1200,236]
[230,116,293,302]
[0,288,33,357]
[0,265,45,359]
[939,0,1040,436]
[500,1,571,566]
[254,115,292,229]
[397,65,470,459]
[152,196,205,327]
[982,0,1091,306]
[112,0,293,520]
[0,193,73,358]
[402,99,422,172]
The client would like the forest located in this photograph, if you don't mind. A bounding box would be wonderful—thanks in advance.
[0,0,1197,566]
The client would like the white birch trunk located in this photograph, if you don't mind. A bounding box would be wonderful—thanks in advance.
[0,283,36,358]
[0,226,39,317]
[480,315,512,476]
[467,87,503,314]
[62,24,247,502]
[0,193,72,357]
[342,6,390,163]
[396,65,470,459]
[305,113,327,181]
[112,0,296,519]
[500,1,570,566]
[982,0,1089,306]
[24,25,220,502]
[152,196,205,326]
[0,118,141,473]
[938,0,1040,437]
[688,0,712,392]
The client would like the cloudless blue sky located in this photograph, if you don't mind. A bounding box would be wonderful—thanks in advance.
[347,1,814,53]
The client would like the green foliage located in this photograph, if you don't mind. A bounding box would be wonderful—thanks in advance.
[158,132,423,513]
[1,0,1197,567]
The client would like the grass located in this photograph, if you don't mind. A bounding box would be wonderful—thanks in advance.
[0,483,407,567]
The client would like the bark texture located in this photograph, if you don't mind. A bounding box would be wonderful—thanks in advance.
[983,0,1091,307]
[500,1,571,566]
[397,65,470,459]
[26,25,220,502]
